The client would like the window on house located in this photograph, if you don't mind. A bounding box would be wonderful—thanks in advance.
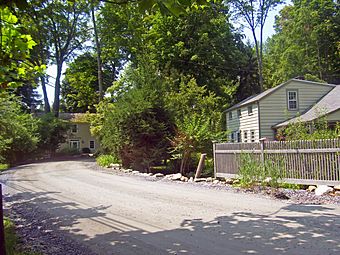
[89,140,95,149]
[237,109,242,118]
[71,124,78,133]
[230,132,234,142]
[250,130,255,142]
[244,131,248,143]
[237,131,241,142]
[229,112,233,120]
[248,105,253,115]
[287,90,298,110]
[69,140,80,150]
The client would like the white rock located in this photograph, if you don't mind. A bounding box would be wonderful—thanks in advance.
[333,185,340,191]
[194,178,207,182]
[188,177,194,182]
[264,177,272,183]
[132,171,139,174]
[180,176,189,182]
[307,185,316,192]
[154,173,164,178]
[225,178,234,184]
[123,169,132,173]
[213,180,220,184]
[232,179,240,185]
[172,173,182,181]
[206,177,213,182]
[315,185,333,196]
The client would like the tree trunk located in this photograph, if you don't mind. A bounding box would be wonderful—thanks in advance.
[251,28,262,92]
[91,4,104,100]
[40,75,50,113]
[53,63,63,117]
[259,24,264,91]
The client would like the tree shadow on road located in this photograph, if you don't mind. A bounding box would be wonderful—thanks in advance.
[3,183,340,255]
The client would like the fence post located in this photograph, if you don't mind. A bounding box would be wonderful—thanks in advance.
[0,184,6,255]
[212,141,217,178]
[259,138,267,167]
[195,153,207,179]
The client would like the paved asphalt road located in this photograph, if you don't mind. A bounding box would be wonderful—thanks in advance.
[1,159,339,255]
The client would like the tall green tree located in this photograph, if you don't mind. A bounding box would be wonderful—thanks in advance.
[26,0,90,116]
[263,0,339,87]
[93,62,175,171]
[145,2,254,105]
[228,0,284,89]
[61,52,112,112]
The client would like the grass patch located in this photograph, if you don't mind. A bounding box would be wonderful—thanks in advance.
[4,217,41,255]
[0,163,9,171]
[278,183,305,190]
[96,154,120,167]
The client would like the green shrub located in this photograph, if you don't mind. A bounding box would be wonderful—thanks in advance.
[278,183,304,190]
[96,154,120,167]
[0,163,9,171]
[201,157,214,177]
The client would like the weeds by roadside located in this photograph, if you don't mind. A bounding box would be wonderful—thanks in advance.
[4,217,41,255]
[0,164,9,171]
[238,153,283,188]
[96,154,120,167]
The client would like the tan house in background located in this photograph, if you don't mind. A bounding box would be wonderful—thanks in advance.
[225,79,340,142]
[59,113,99,153]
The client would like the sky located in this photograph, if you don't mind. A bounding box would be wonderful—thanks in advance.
[38,1,290,105]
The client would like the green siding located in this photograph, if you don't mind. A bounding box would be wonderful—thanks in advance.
[259,81,333,140]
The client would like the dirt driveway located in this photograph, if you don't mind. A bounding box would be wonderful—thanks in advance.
[1,159,339,255]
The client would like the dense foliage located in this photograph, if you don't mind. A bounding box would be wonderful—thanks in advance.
[1,0,339,173]
[263,0,340,88]
[277,117,340,141]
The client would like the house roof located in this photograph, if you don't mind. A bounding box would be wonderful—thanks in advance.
[274,85,340,128]
[59,113,91,123]
[224,79,336,112]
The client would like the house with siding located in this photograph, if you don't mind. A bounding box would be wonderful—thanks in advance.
[225,79,340,142]
[58,113,99,153]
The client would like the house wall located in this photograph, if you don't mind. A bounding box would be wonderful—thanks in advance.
[59,122,100,153]
[326,109,340,122]
[226,103,259,142]
[259,80,333,140]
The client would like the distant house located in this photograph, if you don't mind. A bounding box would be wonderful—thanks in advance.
[225,79,340,142]
[59,113,99,153]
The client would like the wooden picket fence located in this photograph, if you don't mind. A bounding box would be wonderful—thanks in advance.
[213,138,340,185]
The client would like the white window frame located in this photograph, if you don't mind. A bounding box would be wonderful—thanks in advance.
[243,130,248,143]
[89,140,95,149]
[69,140,80,150]
[237,131,241,142]
[248,105,253,115]
[250,130,255,142]
[287,90,298,111]
[237,109,242,118]
[71,124,78,133]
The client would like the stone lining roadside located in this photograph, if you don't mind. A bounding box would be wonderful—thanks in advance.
[96,162,340,205]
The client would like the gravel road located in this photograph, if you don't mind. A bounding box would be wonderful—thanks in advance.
[1,159,339,255]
